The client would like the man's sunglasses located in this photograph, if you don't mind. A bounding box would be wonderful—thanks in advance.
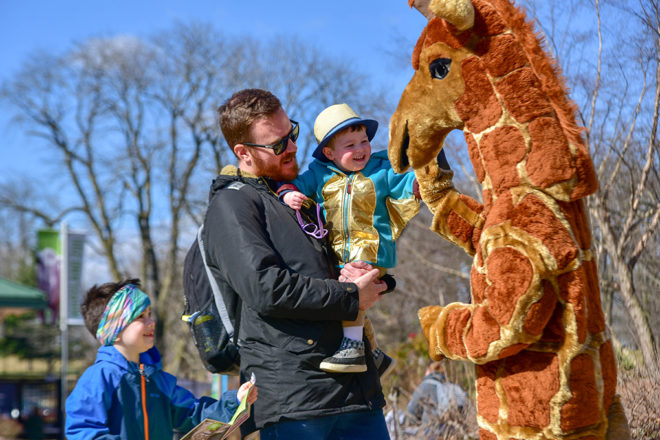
[243,120,299,155]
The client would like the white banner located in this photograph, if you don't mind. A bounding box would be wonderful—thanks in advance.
[66,232,86,324]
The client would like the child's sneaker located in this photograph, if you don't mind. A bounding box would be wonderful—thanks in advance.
[320,337,367,373]
[373,347,396,378]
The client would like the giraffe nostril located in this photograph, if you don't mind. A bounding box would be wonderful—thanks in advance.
[400,122,410,170]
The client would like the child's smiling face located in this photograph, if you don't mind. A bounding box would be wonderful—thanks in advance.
[323,126,371,173]
[114,305,155,362]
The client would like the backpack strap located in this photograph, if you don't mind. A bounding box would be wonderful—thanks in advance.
[196,224,235,337]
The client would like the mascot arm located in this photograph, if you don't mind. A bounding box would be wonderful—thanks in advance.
[414,159,485,256]
[419,232,558,364]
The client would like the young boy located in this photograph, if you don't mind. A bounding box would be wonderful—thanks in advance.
[280,103,419,375]
[65,279,257,439]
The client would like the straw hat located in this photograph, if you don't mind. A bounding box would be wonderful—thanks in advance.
[312,103,378,162]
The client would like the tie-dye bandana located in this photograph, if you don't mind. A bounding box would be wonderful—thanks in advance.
[96,284,151,346]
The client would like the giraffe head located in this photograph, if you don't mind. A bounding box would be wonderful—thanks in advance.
[390,0,598,202]
[389,0,476,172]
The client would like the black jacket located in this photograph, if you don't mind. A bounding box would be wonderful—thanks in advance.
[203,166,385,430]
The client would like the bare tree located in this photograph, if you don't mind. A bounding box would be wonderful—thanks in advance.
[0,182,48,283]
[0,22,393,373]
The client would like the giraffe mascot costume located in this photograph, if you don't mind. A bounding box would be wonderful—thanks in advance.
[388,0,631,439]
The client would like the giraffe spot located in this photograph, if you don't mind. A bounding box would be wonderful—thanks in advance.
[478,34,528,78]
[485,247,532,326]
[448,211,474,245]
[480,125,526,194]
[498,343,528,359]
[496,68,554,123]
[570,140,598,200]
[473,226,483,253]
[526,117,575,190]
[459,194,485,250]
[510,194,578,271]
[471,265,487,304]
[502,352,559,429]
[446,307,471,358]
[460,193,485,214]
[485,190,513,227]
[584,260,606,335]
[478,429,499,440]
[477,363,500,425]
[523,280,558,336]
[479,429,497,440]
[539,300,565,344]
[557,266,589,344]
[455,57,502,134]
[465,305,502,358]
[560,354,600,430]
[557,268,588,344]
[600,340,616,412]
[472,0,508,36]
[483,188,493,213]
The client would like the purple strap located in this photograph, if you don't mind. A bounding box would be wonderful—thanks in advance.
[296,203,329,239]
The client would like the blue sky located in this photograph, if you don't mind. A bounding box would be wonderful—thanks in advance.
[0,1,428,176]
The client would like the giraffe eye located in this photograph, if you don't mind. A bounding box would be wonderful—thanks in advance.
[430,58,451,79]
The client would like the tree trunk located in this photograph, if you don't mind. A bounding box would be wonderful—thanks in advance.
[594,202,659,371]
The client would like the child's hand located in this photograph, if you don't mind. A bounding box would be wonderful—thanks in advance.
[237,381,258,405]
[283,191,307,210]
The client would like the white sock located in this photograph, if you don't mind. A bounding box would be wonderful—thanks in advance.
[343,325,363,341]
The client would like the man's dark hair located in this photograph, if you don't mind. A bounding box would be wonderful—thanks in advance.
[217,88,282,155]
[81,278,142,337]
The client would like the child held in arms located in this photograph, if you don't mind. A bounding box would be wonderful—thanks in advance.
[279,104,419,375]
[65,279,257,439]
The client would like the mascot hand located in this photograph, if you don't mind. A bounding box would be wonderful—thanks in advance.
[418,305,445,360]
[414,155,454,207]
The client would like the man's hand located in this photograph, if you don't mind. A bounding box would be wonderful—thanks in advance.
[283,191,307,210]
[353,268,386,311]
[340,261,373,282]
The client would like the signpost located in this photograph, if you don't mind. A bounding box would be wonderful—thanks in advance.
[55,222,86,431]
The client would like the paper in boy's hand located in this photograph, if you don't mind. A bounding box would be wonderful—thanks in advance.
[179,418,231,440]
[228,378,254,426]
[181,375,256,440]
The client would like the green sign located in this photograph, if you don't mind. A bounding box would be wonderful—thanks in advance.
[36,229,61,319]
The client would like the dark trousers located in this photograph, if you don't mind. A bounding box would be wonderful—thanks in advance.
[260,409,389,440]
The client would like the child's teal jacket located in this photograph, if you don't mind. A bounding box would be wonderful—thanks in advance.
[290,150,419,268]
[65,345,238,439]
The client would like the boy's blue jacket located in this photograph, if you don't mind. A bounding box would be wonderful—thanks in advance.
[290,150,419,268]
[65,345,238,439]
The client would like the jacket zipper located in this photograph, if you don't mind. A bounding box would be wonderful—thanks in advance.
[140,363,150,440]
[342,174,355,263]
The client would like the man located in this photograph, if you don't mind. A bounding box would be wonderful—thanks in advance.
[204,88,389,439]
